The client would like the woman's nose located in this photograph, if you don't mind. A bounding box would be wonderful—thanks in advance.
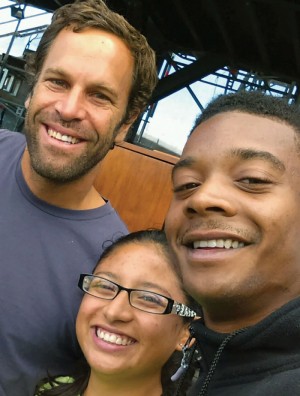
[102,291,134,323]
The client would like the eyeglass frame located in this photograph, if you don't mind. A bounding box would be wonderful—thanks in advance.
[78,274,197,318]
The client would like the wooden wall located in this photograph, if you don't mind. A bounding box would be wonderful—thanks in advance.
[94,142,178,232]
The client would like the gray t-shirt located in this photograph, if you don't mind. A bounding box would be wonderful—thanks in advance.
[0,129,128,396]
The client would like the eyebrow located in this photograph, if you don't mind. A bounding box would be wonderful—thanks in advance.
[140,282,171,297]
[172,157,196,178]
[172,147,285,177]
[230,148,286,171]
[43,67,69,80]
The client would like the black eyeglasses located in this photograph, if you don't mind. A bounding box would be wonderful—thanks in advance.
[78,274,196,317]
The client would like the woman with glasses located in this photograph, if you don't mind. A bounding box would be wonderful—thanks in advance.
[35,229,199,396]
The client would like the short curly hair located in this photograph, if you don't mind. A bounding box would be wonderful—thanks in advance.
[191,91,300,137]
[26,0,158,124]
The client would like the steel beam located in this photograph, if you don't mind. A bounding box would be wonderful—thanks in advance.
[150,52,227,103]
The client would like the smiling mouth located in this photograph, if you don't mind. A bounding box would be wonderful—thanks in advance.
[47,128,81,144]
[96,328,136,346]
[192,239,245,249]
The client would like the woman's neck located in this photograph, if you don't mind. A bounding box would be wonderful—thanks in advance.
[83,371,163,396]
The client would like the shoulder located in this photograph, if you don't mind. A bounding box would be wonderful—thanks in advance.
[0,128,24,140]
[0,129,25,171]
[0,129,25,147]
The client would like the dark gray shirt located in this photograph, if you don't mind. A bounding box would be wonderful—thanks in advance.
[0,129,128,396]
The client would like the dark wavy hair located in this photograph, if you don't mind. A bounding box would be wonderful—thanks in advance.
[35,230,200,396]
[26,0,158,124]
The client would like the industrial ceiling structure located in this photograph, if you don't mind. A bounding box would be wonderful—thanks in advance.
[20,0,300,99]
[1,0,299,151]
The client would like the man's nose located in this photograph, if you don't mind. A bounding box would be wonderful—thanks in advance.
[54,89,86,121]
[184,176,238,218]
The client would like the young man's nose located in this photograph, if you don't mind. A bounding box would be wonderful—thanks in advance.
[184,177,237,218]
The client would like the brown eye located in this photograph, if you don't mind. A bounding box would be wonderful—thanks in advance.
[240,177,271,184]
[48,79,67,88]
[173,182,199,192]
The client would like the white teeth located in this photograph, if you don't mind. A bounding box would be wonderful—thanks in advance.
[47,128,80,144]
[216,239,224,248]
[232,240,239,248]
[193,239,245,249]
[207,240,217,248]
[96,329,134,346]
[224,239,232,249]
[104,333,111,342]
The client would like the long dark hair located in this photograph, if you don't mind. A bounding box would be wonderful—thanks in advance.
[35,230,200,395]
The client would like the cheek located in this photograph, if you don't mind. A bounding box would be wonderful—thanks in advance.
[141,319,162,338]
[259,207,296,247]
[28,85,55,111]
[166,202,185,231]
[75,299,95,340]
[165,215,177,241]
[75,305,86,342]
[147,318,183,347]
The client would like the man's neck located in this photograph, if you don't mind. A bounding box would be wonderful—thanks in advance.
[202,290,300,333]
[21,151,105,210]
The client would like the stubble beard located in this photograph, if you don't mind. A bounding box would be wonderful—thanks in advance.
[24,111,118,184]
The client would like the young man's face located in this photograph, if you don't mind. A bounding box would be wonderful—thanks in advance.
[24,27,134,183]
[165,111,300,326]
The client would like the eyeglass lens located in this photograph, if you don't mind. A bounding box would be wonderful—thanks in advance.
[83,275,170,314]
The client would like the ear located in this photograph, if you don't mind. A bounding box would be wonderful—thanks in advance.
[114,113,139,143]
[175,324,195,352]
[114,125,130,143]
[24,95,31,110]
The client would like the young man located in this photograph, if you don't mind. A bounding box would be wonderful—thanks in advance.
[165,91,300,395]
[0,1,157,395]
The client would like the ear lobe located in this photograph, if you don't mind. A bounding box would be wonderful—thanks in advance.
[175,324,195,352]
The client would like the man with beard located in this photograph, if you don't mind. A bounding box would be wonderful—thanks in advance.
[165,91,300,395]
[0,1,157,395]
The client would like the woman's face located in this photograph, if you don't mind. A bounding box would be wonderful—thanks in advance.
[76,242,189,381]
